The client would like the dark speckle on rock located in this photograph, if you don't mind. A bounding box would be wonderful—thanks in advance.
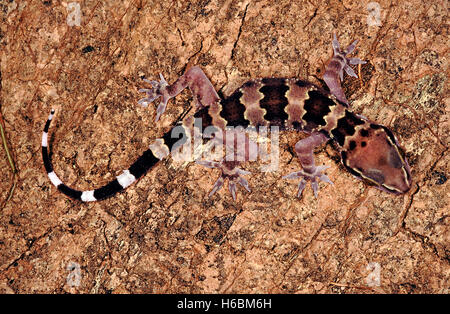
[82,45,95,54]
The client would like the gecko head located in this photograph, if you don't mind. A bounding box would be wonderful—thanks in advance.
[340,123,412,194]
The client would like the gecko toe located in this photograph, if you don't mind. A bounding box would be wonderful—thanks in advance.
[296,179,307,198]
[209,176,225,197]
[344,64,358,78]
[349,57,367,65]
[284,165,333,198]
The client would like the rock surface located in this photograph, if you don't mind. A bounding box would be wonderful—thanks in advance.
[0,0,448,293]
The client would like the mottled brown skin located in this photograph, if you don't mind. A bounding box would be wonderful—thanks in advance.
[139,62,411,198]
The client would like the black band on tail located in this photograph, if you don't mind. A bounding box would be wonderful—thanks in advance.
[41,109,181,202]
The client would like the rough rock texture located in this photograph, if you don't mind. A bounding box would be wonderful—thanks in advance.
[0,0,448,293]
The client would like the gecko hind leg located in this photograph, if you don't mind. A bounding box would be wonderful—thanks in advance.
[196,160,251,201]
[196,127,258,200]
[283,132,333,198]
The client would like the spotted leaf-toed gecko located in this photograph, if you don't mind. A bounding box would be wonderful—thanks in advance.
[42,34,412,202]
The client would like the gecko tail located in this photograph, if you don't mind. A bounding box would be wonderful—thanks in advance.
[41,109,175,202]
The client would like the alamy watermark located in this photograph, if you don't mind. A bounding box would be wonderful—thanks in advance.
[168,119,280,172]
[66,261,81,287]
[365,262,381,287]
[66,2,81,27]
[367,2,382,27]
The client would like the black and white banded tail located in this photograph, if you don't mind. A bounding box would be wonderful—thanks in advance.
[41,109,181,202]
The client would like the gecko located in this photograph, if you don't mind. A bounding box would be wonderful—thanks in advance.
[41,34,412,202]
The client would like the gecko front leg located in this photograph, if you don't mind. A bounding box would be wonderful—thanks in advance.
[323,34,366,105]
[283,132,333,198]
[139,66,220,121]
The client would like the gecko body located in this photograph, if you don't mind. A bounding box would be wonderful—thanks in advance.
[42,35,411,202]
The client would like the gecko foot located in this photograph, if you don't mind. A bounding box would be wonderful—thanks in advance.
[331,33,367,80]
[196,160,251,201]
[138,73,171,122]
[324,34,367,105]
[283,165,333,198]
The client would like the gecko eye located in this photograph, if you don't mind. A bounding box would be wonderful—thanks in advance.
[342,126,411,194]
